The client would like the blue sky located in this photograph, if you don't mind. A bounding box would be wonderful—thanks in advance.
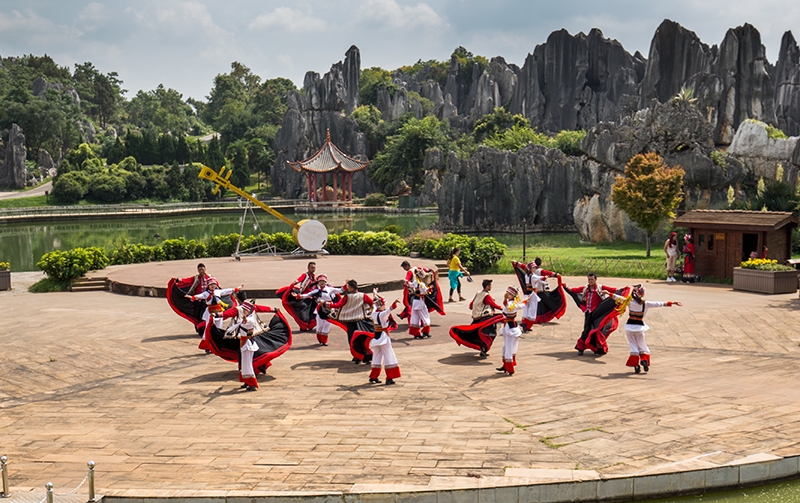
[1,0,798,101]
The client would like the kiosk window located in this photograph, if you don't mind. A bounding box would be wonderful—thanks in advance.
[698,234,705,249]
[708,233,714,251]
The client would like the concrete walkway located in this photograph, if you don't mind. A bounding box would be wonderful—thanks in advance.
[1,268,799,497]
[0,180,52,200]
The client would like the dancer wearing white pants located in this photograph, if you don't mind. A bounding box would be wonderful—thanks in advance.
[369,294,401,385]
[497,286,527,376]
[617,285,681,374]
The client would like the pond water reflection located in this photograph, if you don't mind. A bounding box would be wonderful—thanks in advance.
[0,212,439,271]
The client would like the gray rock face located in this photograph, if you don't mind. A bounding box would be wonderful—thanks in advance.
[581,99,746,190]
[38,149,56,177]
[638,20,712,107]
[775,31,800,136]
[272,47,372,199]
[509,28,641,132]
[728,119,799,182]
[32,76,81,105]
[0,124,27,189]
[689,24,776,144]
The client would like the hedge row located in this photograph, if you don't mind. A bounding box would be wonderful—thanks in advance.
[36,231,506,283]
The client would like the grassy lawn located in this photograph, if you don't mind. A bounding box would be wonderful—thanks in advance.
[0,195,54,208]
[493,233,667,280]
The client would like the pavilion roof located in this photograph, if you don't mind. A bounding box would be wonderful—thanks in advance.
[288,130,370,173]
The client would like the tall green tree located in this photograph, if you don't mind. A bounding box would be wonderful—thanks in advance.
[72,62,125,127]
[226,140,250,189]
[611,153,685,256]
[371,116,452,194]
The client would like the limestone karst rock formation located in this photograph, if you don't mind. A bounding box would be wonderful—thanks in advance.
[0,124,27,189]
[272,46,373,199]
[273,20,800,240]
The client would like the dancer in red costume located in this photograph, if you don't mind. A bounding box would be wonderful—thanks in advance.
[297,275,343,346]
[399,261,445,320]
[368,290,401,385]
[615,285,681,374]
[564,274,630,355]
[326,279,376,364]
[511,258,567,330]
[449,279,504,358]
[167,263,230,334]
[681,234,697,283]
[275,261,318,331]
[496,286,527,376]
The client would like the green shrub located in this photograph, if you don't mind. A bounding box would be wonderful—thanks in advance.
[553,130,586,156]
[363,192,387,206]
[765,125,788,140]
[326,230,409,256]
[29,276,70,292]
[159,238,206,261]
[36,247,108,283]
[109,240,159,265]
[410,233,506,273]
[711,150,728,169]
[52,171,90,204]
[89,174,127,203]
[205,233,242,257]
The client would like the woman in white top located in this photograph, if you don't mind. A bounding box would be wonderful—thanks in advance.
[663,232,679,282]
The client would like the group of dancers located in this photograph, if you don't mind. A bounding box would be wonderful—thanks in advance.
[167,257,682,390]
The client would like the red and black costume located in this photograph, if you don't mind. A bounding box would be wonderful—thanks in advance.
[400,267,445,320]
[166,277,238,335]
[275,271,317,331]
[202,303,292,376]
[449,290,504,355]
[564,282,630,355]
[511,261,567,329]
[328,291,376,363]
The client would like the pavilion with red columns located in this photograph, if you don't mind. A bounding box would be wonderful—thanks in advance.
[288,130,370,204]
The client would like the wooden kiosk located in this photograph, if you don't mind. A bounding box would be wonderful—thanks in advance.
[288,130,370,204]
[673,210,798,280]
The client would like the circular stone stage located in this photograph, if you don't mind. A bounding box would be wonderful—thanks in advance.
[103,255,443,298]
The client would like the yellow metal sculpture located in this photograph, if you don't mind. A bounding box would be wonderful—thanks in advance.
[198,165,328,252]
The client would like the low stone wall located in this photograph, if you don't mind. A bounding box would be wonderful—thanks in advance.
[102,454,800,503]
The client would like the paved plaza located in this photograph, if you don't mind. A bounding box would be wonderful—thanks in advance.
[1,259,800,498]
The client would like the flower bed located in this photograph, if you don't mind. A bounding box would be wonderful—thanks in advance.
[0,261,10,291]
[733,259,798,294]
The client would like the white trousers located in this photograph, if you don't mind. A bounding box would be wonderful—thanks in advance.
[522,295,540,321]
[316,313,331,334]
[625,330,650,355]
[410,300,431,327]
[240,348,256,378]
[371,341,399,368]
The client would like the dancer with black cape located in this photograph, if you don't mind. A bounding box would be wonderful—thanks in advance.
[564,273,631,355]
[449,279,504,357]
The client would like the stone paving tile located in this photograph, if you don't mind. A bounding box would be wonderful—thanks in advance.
[3,273,800,493]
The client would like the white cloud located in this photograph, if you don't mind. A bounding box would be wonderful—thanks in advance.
[249,7,327,33]
[75,2,109,33]
[359,0,445,29]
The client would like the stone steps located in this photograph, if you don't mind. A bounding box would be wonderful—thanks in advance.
[70,277,107,292]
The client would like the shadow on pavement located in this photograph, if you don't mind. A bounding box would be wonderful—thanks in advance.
[142,333,199,343]
[538,351,608,364]
[291,359,370,374]
[438,353,493,366]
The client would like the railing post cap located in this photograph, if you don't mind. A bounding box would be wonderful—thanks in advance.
[0,456,6,463]
[46,483,53,490]
[87,461,95,469]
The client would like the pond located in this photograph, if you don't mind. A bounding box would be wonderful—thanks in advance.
[0,212,439,272]
[642,477,800,502]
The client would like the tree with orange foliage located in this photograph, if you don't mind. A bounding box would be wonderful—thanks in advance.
[612,153,685,257]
